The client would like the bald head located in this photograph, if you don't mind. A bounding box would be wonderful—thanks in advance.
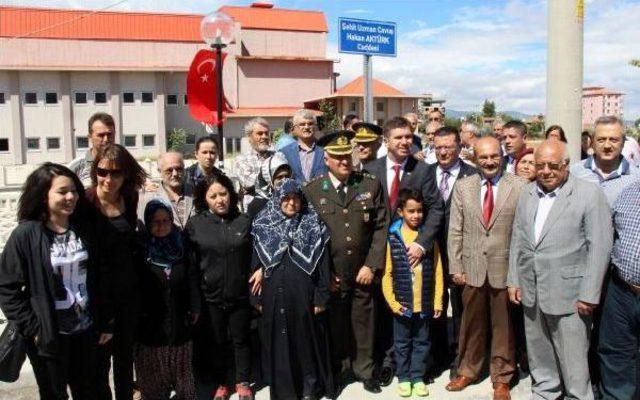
[474,136,503,179]
[535,139,569,192]
[158,151,185,192]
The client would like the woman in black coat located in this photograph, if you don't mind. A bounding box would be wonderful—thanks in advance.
[0,163,113,399]
[87,143,147,400]
[185,173,256,400]
[252,179,334,400]
[135,199,200,400]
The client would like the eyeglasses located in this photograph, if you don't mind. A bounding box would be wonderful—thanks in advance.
[96,168,123,178]
[296,122,315,127]
[428,118,442,122]
[534,162,566,171]
[163,167,184,175]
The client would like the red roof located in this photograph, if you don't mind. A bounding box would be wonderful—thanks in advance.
[228,107,322,118]
[335,76,407,97]
[218,6,327,33]
[0,4,327,42]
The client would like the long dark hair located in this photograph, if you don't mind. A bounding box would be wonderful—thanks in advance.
[545,125,567,143]
[18,162,88,223]
[91,143,147,211]
[194,172,239,215]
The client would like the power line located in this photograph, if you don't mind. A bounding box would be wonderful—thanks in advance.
[10,0,129,40]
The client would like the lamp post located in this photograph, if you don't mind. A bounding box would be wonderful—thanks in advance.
[200,11,235,165]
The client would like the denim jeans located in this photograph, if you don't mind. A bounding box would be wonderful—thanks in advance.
[393,313,431,383]
[598,275,640,400]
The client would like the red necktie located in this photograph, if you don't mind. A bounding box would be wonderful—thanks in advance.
[389,164,401,210]
[483,180,494,226]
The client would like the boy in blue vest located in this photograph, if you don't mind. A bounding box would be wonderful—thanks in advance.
[382,188,444,397]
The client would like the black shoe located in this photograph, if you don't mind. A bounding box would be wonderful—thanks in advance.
[378,366,394,387]
[363,379,382,394]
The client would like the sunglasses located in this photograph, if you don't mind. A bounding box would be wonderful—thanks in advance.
[534,162,565,171]
[96,167,123,178]
[428,117,442,122]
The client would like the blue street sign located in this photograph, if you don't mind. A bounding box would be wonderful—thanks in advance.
[338,18,397,57]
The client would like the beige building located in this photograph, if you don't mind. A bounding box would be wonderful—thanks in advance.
[305,76,421,126]
[0,3,334,166]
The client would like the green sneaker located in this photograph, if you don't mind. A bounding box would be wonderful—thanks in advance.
[398,381,412,397]
[412,381,429,397]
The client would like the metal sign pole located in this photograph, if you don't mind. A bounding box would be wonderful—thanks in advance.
[363,54,373,123]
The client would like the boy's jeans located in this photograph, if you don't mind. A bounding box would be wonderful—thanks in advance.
[393,312,431,383]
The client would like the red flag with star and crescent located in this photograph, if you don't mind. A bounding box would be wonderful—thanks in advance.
[186,49,232,125]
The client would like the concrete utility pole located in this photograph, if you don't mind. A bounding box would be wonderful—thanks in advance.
[546,0,584,162]
[363,54,374,123]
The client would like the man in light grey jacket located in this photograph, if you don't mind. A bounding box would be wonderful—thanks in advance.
[508,140,613,400]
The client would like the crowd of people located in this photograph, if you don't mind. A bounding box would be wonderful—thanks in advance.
[0,107,639,400]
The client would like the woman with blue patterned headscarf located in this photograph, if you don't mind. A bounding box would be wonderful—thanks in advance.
[252,179,334,400]
[135,199,200,400]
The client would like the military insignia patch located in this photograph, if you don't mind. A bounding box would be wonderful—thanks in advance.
[355,192,372,201]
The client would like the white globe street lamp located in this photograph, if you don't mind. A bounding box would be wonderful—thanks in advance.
[200,11,235,164]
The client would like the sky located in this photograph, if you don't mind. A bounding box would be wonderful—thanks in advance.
[5,0,640,119]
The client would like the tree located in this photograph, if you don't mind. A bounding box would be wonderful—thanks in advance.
[317,99,340,132]
[482,99,496,118]
[167,128,187,151]
[444,117,462,129]
[630,59,640,68]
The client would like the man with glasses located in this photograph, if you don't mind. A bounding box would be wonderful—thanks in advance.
[70,112,116,187]
[138,151,194,230]
[233,117,274,209]
[427,127,476,378]
[508,140,612,400]
[278,109,327,183]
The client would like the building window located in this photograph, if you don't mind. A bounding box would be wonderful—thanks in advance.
[349,102,357,112]
[95,92,107,104]
[123,92,135,104]
[234,138,241,153]
[142,135,155,147]
[24,92,37,104]
[0,93,5,104]
[376,118,385,127]
[26,137,40,150]
[75,92,87,104]
[47,137,61,150]
[225,138,233,155]
[167,94,178,105]
[45,92,58,104]
[124,135,137,147]
[76,137,89,149]
[184,94,189,105]
[186,133,196,145]
[0,138,8,152]
[141,92,153,103]
[376,102,384,112]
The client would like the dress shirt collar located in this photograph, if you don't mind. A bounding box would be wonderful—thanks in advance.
[386,156,408,171]
[535,184,561,199]
[328,172,347,189]
[585,155,630,179]
[480,173,501,187]
[297,141,316,153]
[437,159,461,176]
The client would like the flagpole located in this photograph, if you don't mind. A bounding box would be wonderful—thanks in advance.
[213,42,225,165]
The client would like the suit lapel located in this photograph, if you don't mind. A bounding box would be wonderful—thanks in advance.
[526,186,539,244]
[311,146,324,177]
[401,157,417,185]
[467,175,485,227]
[488,175,514,228]
[536,178,574,245]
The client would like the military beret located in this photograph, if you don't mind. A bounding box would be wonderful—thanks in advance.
[318,130,355,156]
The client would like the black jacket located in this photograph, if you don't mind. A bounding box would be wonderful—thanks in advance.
[184,211,253,306]
[364,156,445,251]
[137,251,200,347]
[0,220,113,357]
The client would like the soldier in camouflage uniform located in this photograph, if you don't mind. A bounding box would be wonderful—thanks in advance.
[303,130,389,394]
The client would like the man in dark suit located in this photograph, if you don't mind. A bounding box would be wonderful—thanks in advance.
[426,126,477,378]
[502,120,529,173]
[364,116,445,383]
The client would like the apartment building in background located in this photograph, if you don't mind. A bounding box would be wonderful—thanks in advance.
[0,2,334,165]
[582,86,625,128]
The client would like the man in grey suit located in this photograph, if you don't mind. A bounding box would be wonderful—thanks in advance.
[508,140,613,400]
[446,136,525,400]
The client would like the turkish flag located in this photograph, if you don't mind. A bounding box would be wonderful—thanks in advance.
[186,49,232,125]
